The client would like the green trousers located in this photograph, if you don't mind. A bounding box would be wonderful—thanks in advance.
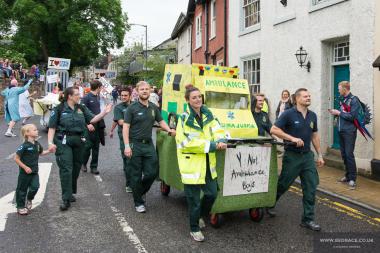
[119,135,130,187]
[16,172,40,208]
[55,135,85,201]
[128,141,158,206]
[184,168,218,232]
[276,151,319,222]
[83,129,100,171]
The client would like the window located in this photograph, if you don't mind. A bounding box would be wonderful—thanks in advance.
[210,0,216,38]
[205,91,249,110]
[195,14,202,49]
[187,27,191,55]
[333,41,349,63]
[173,74,182,91]
[242,57,260,93]
[243,0,260,28]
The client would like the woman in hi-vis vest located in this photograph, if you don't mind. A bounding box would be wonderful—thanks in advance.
[175,85,228,242]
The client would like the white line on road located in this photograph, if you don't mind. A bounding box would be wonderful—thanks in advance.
[5,152,15,160]
[94,175,103,182]
[0,163,52,232]
[110,206,148,253]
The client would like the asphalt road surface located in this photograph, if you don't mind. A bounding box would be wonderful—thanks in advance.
[1,114,379,253]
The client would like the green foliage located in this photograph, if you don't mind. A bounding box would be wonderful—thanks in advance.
[0,0,128,67]
[0,46,28,66]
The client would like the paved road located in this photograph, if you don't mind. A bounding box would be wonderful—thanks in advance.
[0,114,379,253]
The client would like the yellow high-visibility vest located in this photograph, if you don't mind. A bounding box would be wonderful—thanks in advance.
[175,105,228,184]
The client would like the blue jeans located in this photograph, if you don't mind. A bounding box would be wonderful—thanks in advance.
[339,131,357,181]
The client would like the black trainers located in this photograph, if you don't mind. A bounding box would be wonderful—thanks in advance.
[81,165,87,172]
[91,169,99,175]
[59,201,71,211]
[300,221,321,231]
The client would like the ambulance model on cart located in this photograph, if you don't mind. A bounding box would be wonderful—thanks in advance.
[157,64,278,227]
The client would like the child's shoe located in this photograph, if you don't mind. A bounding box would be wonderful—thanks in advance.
[17,208,28,215]
[26,200,32,210]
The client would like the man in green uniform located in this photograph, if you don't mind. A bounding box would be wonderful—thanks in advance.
[110,88,132,192]
[47,87,112,211]
[123,81,175,213]
[270,88,325,231]
[252,93,272,136]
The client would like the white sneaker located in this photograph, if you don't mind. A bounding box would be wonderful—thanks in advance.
[17,208,28,215]
[26,200,32,210]
[190,231,205,242]
[199,218,206,230]
[338,176,348,183]
[5,131,16,137]
[135,205,146,213]
[125,186,133,193]
[348,180,356,190]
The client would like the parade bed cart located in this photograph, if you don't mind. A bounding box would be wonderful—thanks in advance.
[157,133,279,227]
[33,93,60,131]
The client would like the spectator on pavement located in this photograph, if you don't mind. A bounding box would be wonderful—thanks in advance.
[1,78,33,137]
[328,81,360,190]
[275,89,292,119]
[19,82,37,125]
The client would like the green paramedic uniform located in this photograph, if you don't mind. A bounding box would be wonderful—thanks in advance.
[175,105,227,232]
[48,102,94,202]
[253,110,272,136]
[113,101,130,186]
[124,101,162,207]
[274,107,319,223]
[15,141,43,208]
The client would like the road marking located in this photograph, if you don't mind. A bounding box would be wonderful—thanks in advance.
[94,175,103,182]
[0,191,16,231]
[289,186,380,227]
[5,152,15,160]
[0,163,52,232]
[110,206,148,253]
[93,173,147,252]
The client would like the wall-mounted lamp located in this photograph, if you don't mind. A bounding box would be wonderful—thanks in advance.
[295,46,311,72]
[280,0,287,7]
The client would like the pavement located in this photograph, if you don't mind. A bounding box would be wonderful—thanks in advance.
[1,114,380,252]
[278,157,380,214]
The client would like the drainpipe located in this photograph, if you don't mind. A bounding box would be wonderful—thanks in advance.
[224,0,228,66]
[204,1,209,64]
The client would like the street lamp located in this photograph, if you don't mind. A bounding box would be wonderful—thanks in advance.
[295,46,311,72]
[130,23,148,79]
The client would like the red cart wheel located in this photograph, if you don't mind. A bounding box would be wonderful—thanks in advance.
[210,214,224,228]
[160,181,170,196]
[249,208,264,222]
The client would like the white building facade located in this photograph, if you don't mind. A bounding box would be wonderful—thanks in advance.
[229,0,379,173]
[171,13,192,65]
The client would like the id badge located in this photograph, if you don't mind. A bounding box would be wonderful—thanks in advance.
[62,135,67,145]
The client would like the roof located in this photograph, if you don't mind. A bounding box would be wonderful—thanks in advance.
[373,55,380,69]
[171,0,196,39]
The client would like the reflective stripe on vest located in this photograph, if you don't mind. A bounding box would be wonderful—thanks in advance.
[181,172,201,180]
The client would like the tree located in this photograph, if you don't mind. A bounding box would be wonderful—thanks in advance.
[1,0,128,67]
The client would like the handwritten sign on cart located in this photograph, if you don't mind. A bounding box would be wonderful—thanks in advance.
[223,145,271,196]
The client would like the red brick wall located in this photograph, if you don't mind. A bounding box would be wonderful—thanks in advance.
[191,0,228,65]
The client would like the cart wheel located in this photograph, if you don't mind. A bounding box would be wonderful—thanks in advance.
[210,214,224,228]
[160,181,170,196]
[249,208,264,222]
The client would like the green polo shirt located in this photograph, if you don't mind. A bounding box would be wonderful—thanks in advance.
[124,101,163,140]
[253,110,272,136]
[48,102,94,134]
[113,102,129,137]
[16,141,43,173]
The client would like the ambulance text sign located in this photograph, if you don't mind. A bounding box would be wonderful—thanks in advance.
[223,145,271,196]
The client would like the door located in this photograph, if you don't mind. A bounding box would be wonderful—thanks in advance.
[332,64,350,149]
